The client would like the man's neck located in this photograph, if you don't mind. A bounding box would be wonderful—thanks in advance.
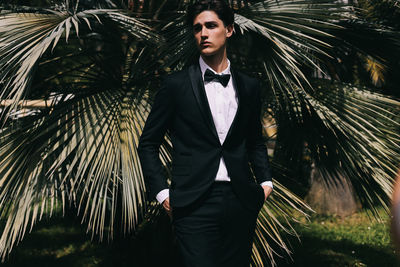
[200,50,228,73]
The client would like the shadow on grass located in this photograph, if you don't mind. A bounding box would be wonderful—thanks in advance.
[274,234,400,267]
[3,211,400,266]
[2,212,181,267]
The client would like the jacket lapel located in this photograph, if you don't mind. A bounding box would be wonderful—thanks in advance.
[189,63,219,141]
[223,66,242,146]
[188,63,244,145]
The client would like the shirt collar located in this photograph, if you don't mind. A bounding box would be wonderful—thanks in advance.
[199,56,231,81]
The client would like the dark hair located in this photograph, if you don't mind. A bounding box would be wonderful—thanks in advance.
[186,0,234,27]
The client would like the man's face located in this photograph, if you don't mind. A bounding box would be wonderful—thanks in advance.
[192,10,233,57]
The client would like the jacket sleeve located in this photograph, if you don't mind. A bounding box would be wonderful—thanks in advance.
[246,79,273,184]
[137,76,174,201]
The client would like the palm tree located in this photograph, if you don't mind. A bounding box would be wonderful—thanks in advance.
[0,0,399,265]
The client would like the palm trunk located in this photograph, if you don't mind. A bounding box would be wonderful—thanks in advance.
[305,162,360,217]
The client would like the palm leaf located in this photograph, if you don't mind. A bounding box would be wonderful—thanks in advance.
[275,80,399,216]
[252,179,312,266]
[0,3,164,259]
[0,6,161,122]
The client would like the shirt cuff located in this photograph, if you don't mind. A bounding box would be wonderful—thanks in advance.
[156,189,169,204]
[260,181,273,189]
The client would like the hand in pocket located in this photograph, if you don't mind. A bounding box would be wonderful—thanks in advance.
[163,197,172,219]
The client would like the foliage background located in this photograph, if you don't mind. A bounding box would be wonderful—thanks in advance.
[0,0,399,265]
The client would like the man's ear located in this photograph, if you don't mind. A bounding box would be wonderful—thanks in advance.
[226,24,234,37]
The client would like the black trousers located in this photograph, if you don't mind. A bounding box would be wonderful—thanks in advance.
[171,181,261,267]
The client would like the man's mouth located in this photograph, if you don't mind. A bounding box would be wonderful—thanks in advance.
[201,42,211,46]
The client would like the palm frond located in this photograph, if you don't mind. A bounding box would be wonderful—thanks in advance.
[275,80,400,216]
[0,6,161,122]
[233,0,353,91]
[0,87,152,259]
[253,179,312,266]
[365,56,386,86]
[0,3,164,259]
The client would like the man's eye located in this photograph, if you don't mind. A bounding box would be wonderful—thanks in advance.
[193,26,201,32]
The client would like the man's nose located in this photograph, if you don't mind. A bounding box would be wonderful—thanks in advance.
[201,28,208,37]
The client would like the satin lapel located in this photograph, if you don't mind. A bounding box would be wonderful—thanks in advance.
[222,66,243,146]
[188,64,219,142]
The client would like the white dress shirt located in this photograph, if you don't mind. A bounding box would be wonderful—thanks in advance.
[155,56,273,203]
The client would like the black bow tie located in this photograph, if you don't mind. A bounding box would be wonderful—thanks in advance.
[204,68,230,87]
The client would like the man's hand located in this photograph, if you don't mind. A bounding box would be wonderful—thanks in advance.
[261,185,272,201]
[162,197,172,219]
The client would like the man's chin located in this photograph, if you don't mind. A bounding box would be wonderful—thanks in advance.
[200,50,217,57]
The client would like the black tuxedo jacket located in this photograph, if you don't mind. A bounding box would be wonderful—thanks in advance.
[137,62,272,212]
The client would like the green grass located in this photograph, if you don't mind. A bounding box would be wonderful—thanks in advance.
[274,209,400,266]
[1,209,400,266]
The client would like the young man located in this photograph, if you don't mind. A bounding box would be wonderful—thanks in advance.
[138,0,273,266]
